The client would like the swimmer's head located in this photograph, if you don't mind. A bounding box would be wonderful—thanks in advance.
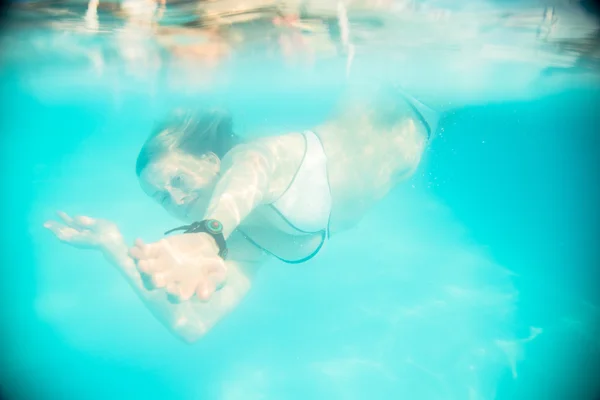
[136,108,241,220]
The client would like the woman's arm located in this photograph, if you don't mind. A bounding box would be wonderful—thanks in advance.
[44,213,262,343]
[201,133,307,238]
[106,235,261,343]
[43,214,196,341]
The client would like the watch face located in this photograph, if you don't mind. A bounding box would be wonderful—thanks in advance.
[205,219,223,234]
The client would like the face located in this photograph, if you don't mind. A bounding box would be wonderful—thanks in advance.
[138,150,220,221]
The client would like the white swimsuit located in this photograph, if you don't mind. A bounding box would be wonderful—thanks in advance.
[238,130,332,263]
[272,131,332,233]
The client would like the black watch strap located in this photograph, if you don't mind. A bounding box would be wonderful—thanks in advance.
[165,219,228,259]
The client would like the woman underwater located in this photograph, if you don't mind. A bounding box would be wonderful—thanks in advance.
[44,86,439,343]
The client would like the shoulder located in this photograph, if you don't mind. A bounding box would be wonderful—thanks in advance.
[222,132,307,168]
[251,132,307,155]
[221,132,308,200]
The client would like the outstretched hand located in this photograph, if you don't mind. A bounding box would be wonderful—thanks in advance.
[129,233,227,304]
[44,211,124,251]
[45,212,228,303]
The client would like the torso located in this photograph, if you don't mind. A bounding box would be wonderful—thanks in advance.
[233,92,431,264]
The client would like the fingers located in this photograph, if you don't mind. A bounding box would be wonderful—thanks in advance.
[138,265,170,292]
[129,239,148,260]
[165,278,198,303]
[137,259,160,274]
[165,279,214,304]
[198,260,227,294]
[160,265,223,303]
[56,211,96,230]
[43,221,80,242]
[129,237,227,303]
[128,245,143,260]
[189,261,225,302]
[157,263,200,301]
[74,215,96,227]
[56,211,74,227]
[150,269,176,289]
[195,279,217,302]
[130,239,167,292]
[177,279,199,302]
[43,220,64,234]
[130,238,161,261]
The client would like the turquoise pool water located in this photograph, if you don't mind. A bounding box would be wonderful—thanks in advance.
[1,2,599,399]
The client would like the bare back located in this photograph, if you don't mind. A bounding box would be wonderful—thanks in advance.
[315,88,430,234]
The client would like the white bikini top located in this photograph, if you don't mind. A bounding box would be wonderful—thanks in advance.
[237,130,332,264]
[271,130,332,234]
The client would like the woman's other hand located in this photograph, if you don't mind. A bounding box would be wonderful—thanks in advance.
[128,233,227,304]
[44,211,125,253]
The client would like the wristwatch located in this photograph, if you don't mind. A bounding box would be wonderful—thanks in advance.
[164,219,228,259]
